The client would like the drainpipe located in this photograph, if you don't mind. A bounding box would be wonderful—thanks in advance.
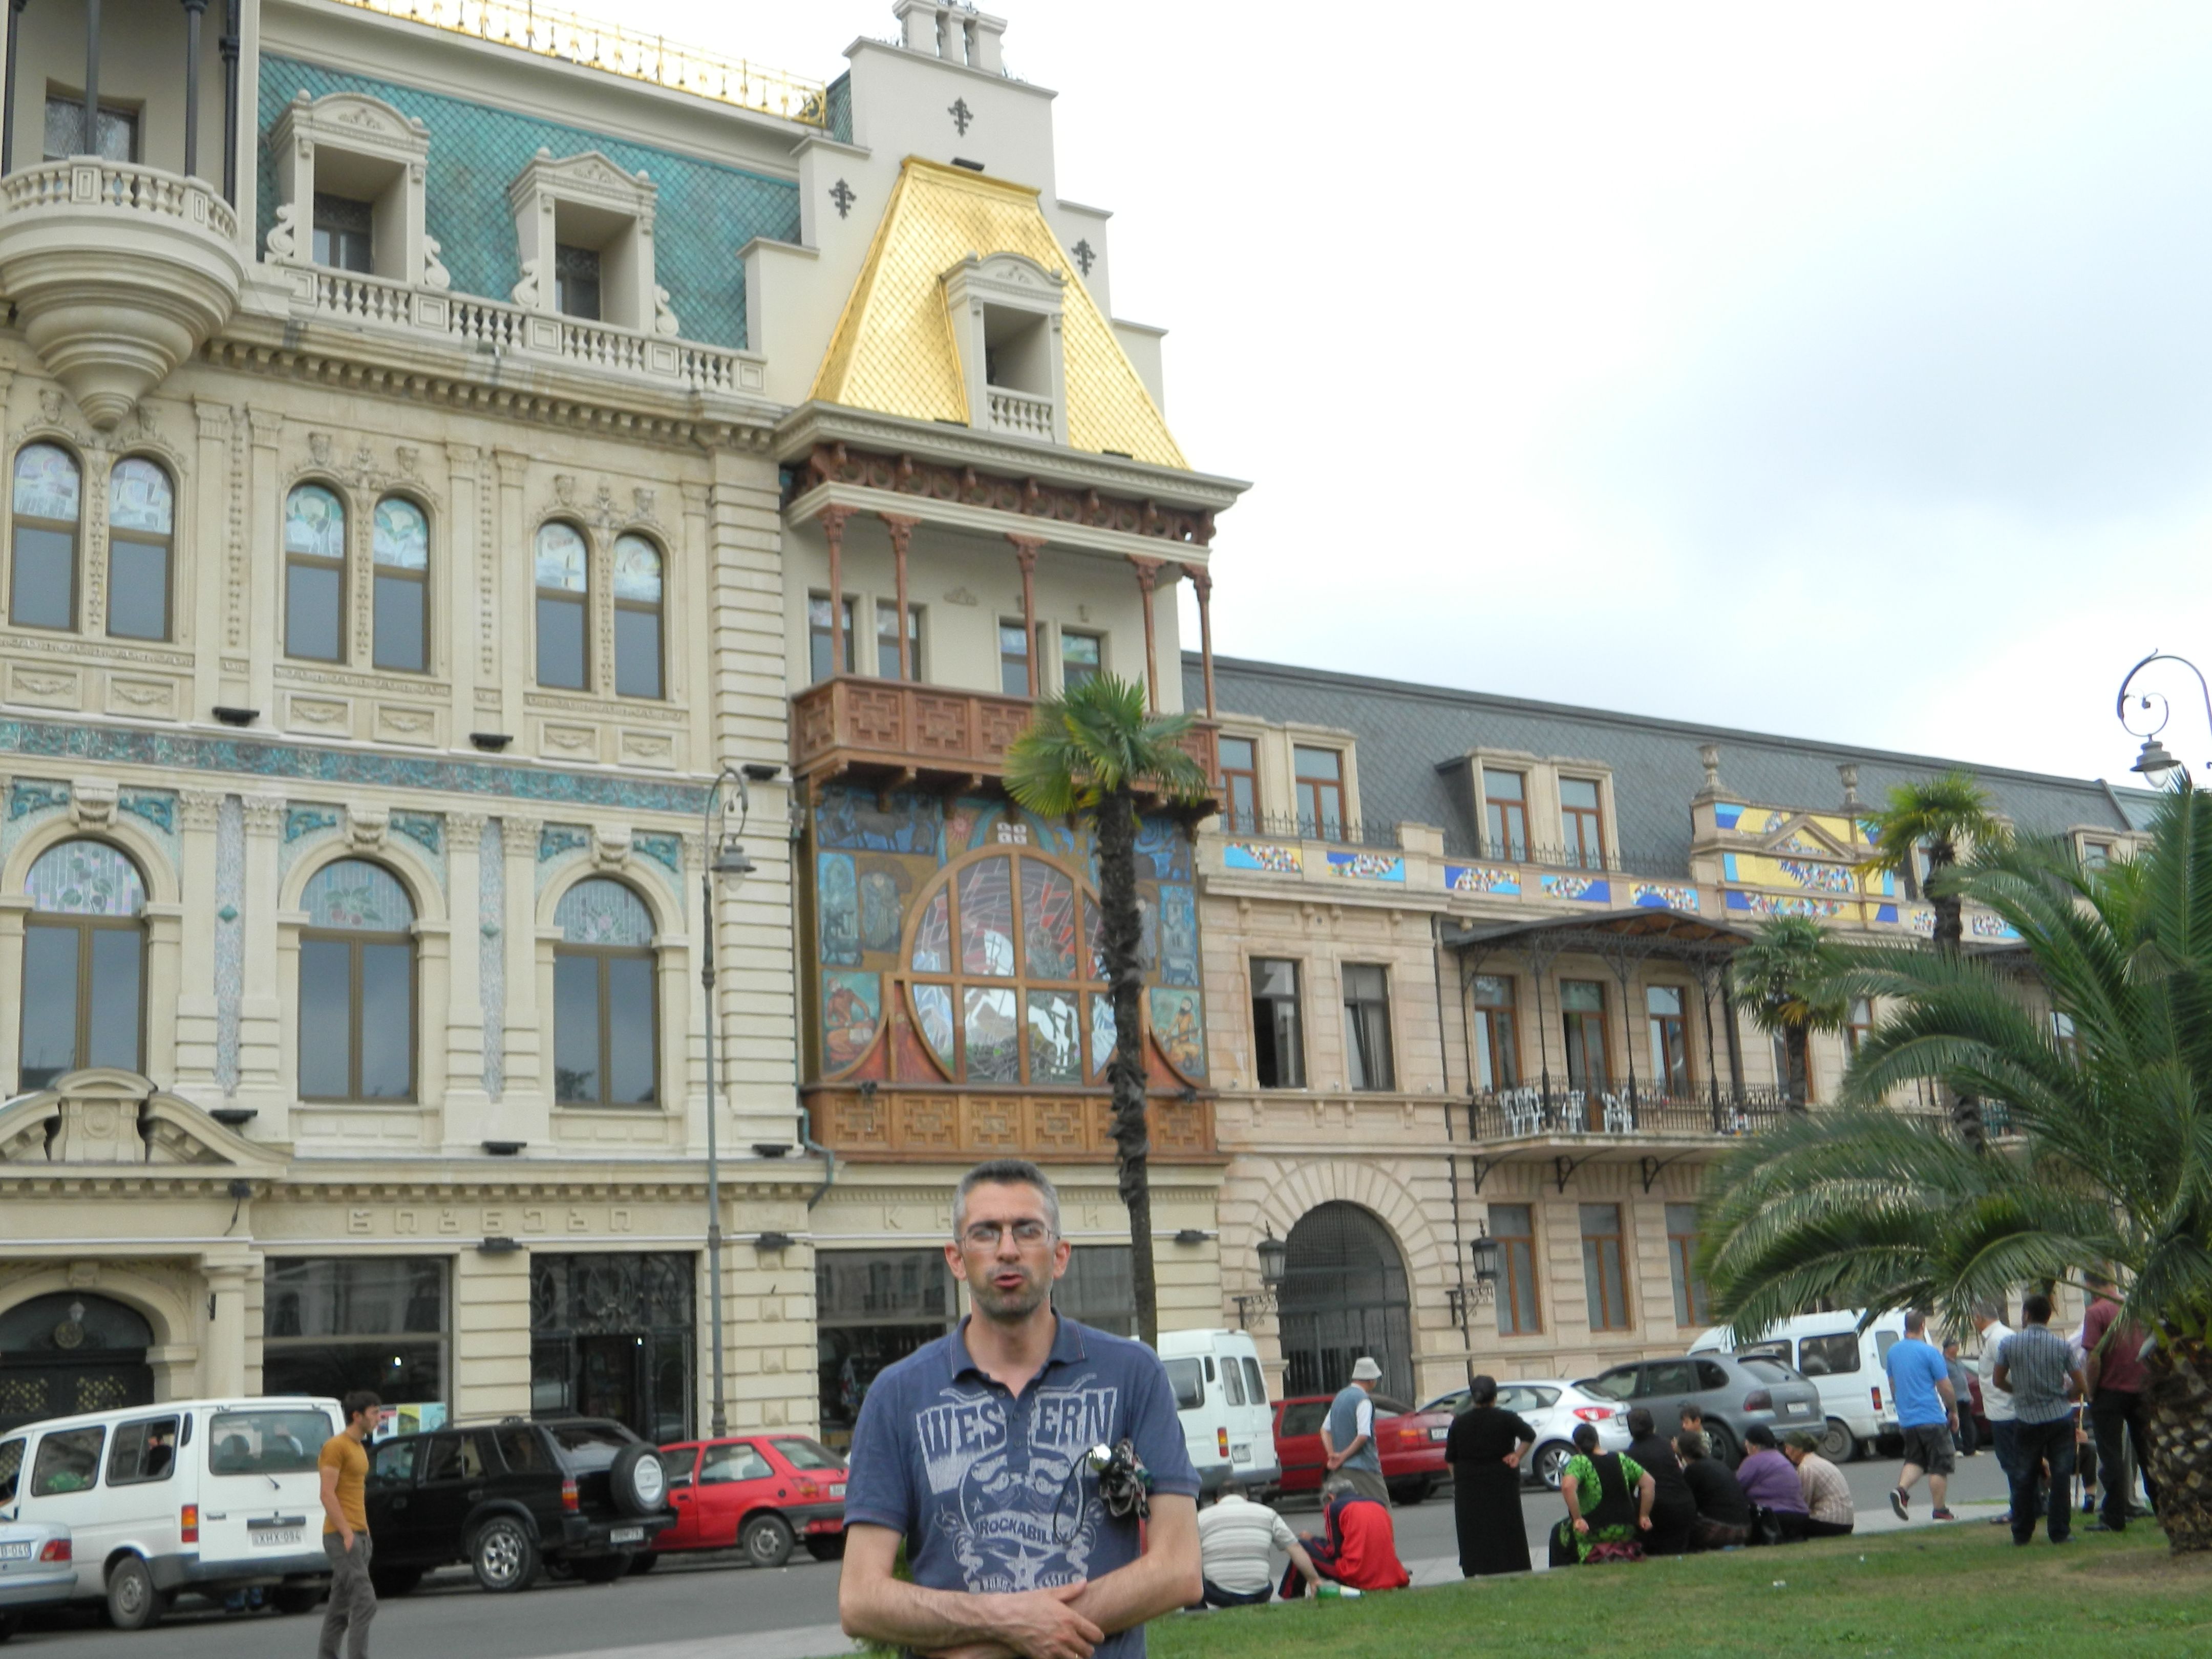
[788,778,839,1210]
[1433,915,1473,1384]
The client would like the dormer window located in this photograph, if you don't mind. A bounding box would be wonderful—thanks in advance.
[555,243,603,321]
[313,194,375,274]
[268,93,433,287]
[943,253,1068,444]
[508,151,662,334]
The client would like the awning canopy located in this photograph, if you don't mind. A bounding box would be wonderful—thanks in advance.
[1442,906,1755,958]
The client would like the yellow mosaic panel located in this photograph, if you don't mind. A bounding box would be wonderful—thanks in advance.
[810,159,1188,470]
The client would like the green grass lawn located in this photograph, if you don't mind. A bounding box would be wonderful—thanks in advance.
[1147,1526,2211,1659]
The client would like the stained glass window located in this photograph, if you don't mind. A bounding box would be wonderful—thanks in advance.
[613,533,663,700]
[554,880,657,1108]
[536,522,589,691]
[1027,991,1081,1084]
[20,841,145,1091]
[302,860,416,932]
[12,444,80,632]
[1020,861,1078,981]
[964,988,1019,1082]
[26,839,145,917]
[535,522,588,592]
[299,860,415,1102]
[913,984,954,1068]
[14,444,79,520]
[108,459,172,535]
[285,484,346,560]
[285,485,346,662]
[958,858,1015,977]
[556,879,655,947]
[373,498,429,569]
[911,889,950,973]
[612,535,661,602]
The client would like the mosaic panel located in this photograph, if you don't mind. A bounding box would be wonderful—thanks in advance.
[818,852,861,966]
[1969,913,2021,941]
[1151,988,1205,1078]
[1630,882,1699,911]
[117,789,176,839]
[635,832,683,880]
[285,806,341,843]
[556,878,653,946]
[1326,851,1404,882]
[1725,890,1845,920]
[1445,864,1520,896]
[304,859,417,930]
[823,970,879,1072]
[390,812,443,857]
[26,840,145,916]
[1223,841,1301,874]
[1540,875,1610,903]
[1158,884,1198,987]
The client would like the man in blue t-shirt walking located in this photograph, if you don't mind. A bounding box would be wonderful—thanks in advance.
[839,1159,1201,1659]
[1884,1309,1961,1523]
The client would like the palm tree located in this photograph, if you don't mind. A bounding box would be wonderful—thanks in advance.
[1729,917,1847,1108]
[1006,675,1208,1347]
[1857,770,2008,1148]
[1700,787,2212,1554]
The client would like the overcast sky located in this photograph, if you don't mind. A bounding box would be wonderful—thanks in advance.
[625,0,2212,785]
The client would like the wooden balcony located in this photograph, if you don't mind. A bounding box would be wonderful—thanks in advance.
[804,1085,1218,1162]
[790,675,1220,789]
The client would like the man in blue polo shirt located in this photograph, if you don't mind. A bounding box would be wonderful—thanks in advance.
[1884,1308,1960,1523]
[839,1159,1200,1659]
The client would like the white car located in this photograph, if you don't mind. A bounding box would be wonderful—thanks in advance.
[1420,1379,1635,1491]
[0,1518,76,1643]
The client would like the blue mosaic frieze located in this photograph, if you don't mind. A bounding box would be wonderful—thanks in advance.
[8,779,67,820]
[634,831,683,899]
[391,812,443,857]
[215,796,244,1094]
[118,789,176,838]
[258,56,802,350]
[481,818,505,1101]
[285,806,339,842]
[280,804,343,885]
[536,823,591,897]
[0,718,710,815]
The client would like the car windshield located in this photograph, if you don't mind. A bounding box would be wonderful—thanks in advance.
[1739,1357,1799,1384]
[773,1438,845,1472]
[544,1421,636,1472]
[208,1410,327,1475]
[1582,1370,1637,1401]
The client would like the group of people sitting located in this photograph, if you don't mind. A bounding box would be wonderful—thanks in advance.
[1448,1375,1858,1574]
[1192,1477,1412,1607]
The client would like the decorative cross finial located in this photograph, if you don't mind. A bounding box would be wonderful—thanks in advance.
[1072,239,1096,278]
[829,178,856,220]
[1838,763,1860,807]
[1698,743,1721,794]
[949,97,973,135]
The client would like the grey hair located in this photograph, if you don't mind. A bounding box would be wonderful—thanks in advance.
[1903,1308,1927,1334]
[954,1159,1061,1236]
[1972,1300,2006,1321]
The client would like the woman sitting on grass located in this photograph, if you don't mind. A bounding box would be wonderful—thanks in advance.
[1557,1422,1655,1563]
[1678,1431,1753,1550]
[1280,1480,1412,1597]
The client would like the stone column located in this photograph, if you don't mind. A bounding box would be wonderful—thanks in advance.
[189,401,231,719]
[181,0,207,180]
[881,513,917,680]
[171,788,224,1098]
[444,442,481,720]
[1186,564,1216,718]
[237,794,287,1132]
[452,1243,531,1420]
[493,450,530,734]
[499,813,547,1144]
[441,812,489,1140]
[818,504,853,677]
[0,894,26,1089]
[202,1258,249,1395]
[244,408,283,716]
[1008,534,1042,695]
[142,898,183,1094]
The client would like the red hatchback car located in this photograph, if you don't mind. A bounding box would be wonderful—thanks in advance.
[1272,1394,1453,1504]
[647,1436,848,1570]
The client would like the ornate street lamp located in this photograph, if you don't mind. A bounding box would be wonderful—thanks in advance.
[1233,1235,1289,1330]
[700,767,754,1438]
[2116,650,2212,785]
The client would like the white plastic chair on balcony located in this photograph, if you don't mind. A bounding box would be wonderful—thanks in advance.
[1501,1087,1545,1137]
[1557,1091,1588,1133]
[1601,1094,1635,1134]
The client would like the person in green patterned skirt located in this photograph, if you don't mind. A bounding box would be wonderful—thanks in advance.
[1557,1422,1655,1563]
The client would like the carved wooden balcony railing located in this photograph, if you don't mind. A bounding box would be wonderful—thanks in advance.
[805,1086,1218,1162]
[791,676,1220,789]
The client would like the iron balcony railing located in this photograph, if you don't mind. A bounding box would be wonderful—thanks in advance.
[1217,811,1405,850]
[1439,831,1694,880]
[1469,1083,2024,1142]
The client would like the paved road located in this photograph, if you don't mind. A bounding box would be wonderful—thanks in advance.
[2,1450,2022,1659]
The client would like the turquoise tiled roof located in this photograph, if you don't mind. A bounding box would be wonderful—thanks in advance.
[825,73,853,145]
[259,55,801,349]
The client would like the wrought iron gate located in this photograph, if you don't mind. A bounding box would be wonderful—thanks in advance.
[1277,1203,1414,1404]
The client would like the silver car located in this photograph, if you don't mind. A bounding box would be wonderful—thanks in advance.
[1579,1351,1824,1466]
[0,1518,75,1643]
[1420,1378,1635,1491]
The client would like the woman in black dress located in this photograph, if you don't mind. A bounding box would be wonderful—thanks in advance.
[1445,1374,1537,1576]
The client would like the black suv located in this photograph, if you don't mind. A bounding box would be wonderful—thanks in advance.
[363,1417,672,1594]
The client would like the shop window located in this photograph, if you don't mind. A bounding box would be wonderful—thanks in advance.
[1483,768,1528,861]
[1342,964,1394,1091]
[530,1253,693,1444]
[1251,957,1305,1089]
[99,457,177,642]
[904,851,1107,1086]
[553,879,658,1108]
[1293,747,1344,841]
[1490,1202,1540,1336]
[371,496,430,673]
[1471,974,1519,1092]
[1562,979,1608,1091]
[284,483,347,662]
[809,592,855,682]
[298,859,417,1102]
[19,839,146,1092]
[1580,1203,1630,1331]
[875,600,922,682]
[1218,736,1258,834]
[1666,1203,1710,1329]
[998,620,1031,696]
[262,1257,448,1412]
[535,521,589,689]
[613,534,664,699]
[1060,629,1101,692]
[1056,1246,1134,1336]
[1647,985,1690,1096]
[11,442,81,632]
[816,1249,955,1446]
[313,193,375,273]
[1560,777,1606,869]
[42,94,134,162]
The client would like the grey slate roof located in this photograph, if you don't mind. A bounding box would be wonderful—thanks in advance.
[1185,652,2157,877]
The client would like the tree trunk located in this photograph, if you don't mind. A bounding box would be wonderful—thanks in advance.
[1785,1027,1811,1110]
[1095,786,1158,1347]
[2145,1336,2212,1552]
[1925,842,1986,1153]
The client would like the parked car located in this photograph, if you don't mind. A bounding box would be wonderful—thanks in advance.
[0,1395,339,1629]
[362,1417,672,1595]
[1420,1378,1632,1491]
[1157,1329,1281,1498]
[0,1518,75,1644]
[1579,1352,1823,1467]
[1271,1394,1452,1504]
[1690,1308,1907,1460]
[647,1436,847,1570]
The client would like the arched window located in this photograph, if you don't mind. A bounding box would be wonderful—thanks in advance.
[904,850,1105,1086]
[11,442,81,631]
[371,497,430,672]
[612,533,663,699]
[19,839,146,1090]
[1277,1202,1414,1402]
[299,859,415,1101]
[107,458,174,641]
[535,521,589,690]
[285,483,347,662]
[554,879,658,1107]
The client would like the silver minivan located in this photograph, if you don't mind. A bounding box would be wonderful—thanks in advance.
[0,1395,339,1630]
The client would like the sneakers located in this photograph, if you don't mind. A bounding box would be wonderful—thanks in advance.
[1889,1488,1909,1521]
[1932,1508,1956,1522]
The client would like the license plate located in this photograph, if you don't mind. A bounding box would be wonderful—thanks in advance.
[252,1529,303,1547]
[828,1484,845,1497]
[610,1527,644,1545]
[1429,1427,1450,1442]
[0,1542,31,1561]
[1231,1443,1251,1463]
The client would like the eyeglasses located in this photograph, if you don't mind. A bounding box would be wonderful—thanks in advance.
[959,1220,1056,1248]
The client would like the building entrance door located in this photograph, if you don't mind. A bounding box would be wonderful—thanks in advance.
[1276,1204,1414,1405]
[0,1293,155,1434]
[529,1254,693,1443]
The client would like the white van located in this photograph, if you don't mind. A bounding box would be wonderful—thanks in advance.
[0,1395,340,1629]
[1689,1309,1906,1461]
[1156,1329,1280,1499]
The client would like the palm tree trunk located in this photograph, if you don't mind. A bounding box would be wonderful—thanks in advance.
[1926,845,1987,1153]
[1785,1027,1810,1110]
[1095,785,1158,1347]
[2146,1337,2212,1552]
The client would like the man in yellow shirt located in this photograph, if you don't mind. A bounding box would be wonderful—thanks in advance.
[318,1392,381,1659]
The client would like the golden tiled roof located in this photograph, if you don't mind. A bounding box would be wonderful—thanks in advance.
[809,158,1187,470]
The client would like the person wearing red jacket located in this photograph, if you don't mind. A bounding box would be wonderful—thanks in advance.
[1280,1483,1412,1597]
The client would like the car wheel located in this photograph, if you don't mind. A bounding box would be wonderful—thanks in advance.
[1705,1422,1738,1467]
[608,1445,668,1519]
[1533,1442,1574,1491]
[1818,1418,1854,1462]
[626,1553,661,1576]
[805,1536,846,1563]
[369,1567,422,1599]
[471,1516,540,1594]
[272,1584,325,1615]
[1387,1477,1434,1505]
[740,1513,795,1570]
[105,1556,169,1631]
[572,1556,629,1584]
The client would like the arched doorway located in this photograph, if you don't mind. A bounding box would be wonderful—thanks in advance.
[0,1292,156,1433]
[1277,1203,1414,1404]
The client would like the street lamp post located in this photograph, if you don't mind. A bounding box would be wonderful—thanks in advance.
[2115,649,2212,784]
[699,767,757,1439]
